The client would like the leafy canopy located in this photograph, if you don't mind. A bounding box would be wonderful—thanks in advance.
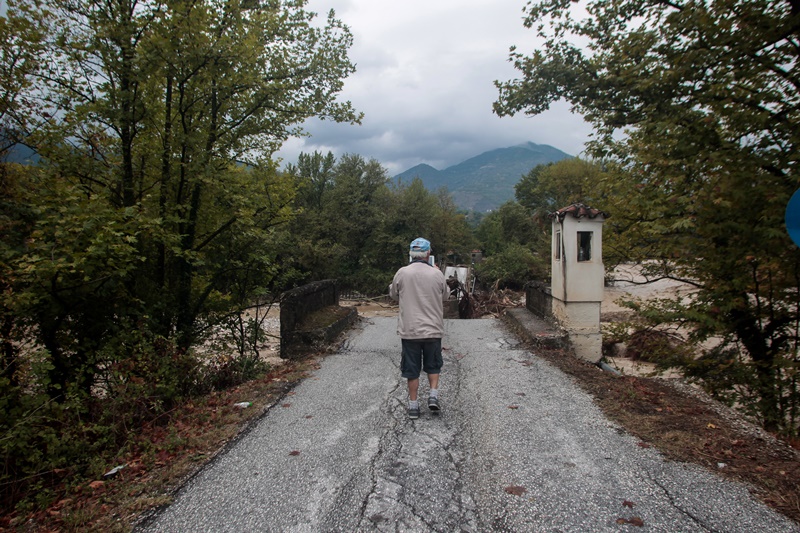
[0,0,363,503]
[496,0,800,433]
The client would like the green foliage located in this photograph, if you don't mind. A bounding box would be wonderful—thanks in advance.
[475,202,534,254]
[0,0,361,509]
[515,159,605,216]
[280,153,478,295]
[215,308,271,360]
[683,345,759,408]
[0,318,269,511]
[474,201,547,287]
[475,243,543,290]
[511,158,615,276]
[287,151,337,211]
[497,0,800,434]
[1,0,359,366]
[602,317,693,367]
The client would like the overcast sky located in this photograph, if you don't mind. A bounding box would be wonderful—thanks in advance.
[276,0,595,175]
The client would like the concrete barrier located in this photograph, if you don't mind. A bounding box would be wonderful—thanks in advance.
[280,280,357,359]
[525,281,554,321]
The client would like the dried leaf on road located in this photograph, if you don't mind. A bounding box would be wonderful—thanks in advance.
[504,485,527,496]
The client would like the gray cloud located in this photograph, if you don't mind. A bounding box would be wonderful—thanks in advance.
[277,0,594,175]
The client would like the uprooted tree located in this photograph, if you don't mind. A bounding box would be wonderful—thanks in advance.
[496,0,800,434]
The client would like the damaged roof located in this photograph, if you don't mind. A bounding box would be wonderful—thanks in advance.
[549,203,610,221]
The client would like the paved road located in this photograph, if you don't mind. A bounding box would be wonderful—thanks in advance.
[139,317,799,532]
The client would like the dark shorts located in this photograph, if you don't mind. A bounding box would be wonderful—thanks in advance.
[400,338,443,379]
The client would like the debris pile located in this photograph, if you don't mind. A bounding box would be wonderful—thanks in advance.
[471,289,525,318]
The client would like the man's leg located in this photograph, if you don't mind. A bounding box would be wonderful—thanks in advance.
[422,339,443,411]
[427,373,441,411]
[401,340,423,419]
[407,377,420,401]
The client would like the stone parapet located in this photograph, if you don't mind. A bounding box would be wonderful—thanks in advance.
[525,281,554,321]
[280,280,356,359]
[503,307,568,349]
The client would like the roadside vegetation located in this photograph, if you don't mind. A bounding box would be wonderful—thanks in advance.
[495,0,800,437]
[0,0,362,520]
[1,0,799,528]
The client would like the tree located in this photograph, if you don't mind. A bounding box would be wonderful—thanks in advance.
[0,0,361,497]
[474,210,503,257]
[374,179,477,271]
[287,151,337,211]
[279,157,478,295]
[278,153,394,293]
[474,201,546,287]
[430,188,478,266]
[475,201,535,254]
[475,243,541,290]
[514,158,618,270]
[3,0,361,365]
[495,0,800,433]
[382,177,438,260]
[515,159,603,216]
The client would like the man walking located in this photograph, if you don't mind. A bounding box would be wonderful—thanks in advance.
[388,237,448,419]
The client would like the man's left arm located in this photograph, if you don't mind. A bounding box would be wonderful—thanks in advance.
[389,271,401,301]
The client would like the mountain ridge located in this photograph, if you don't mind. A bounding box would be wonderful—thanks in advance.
[395,142,572,211]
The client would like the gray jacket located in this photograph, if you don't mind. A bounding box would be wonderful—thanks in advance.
[388,261,448,339]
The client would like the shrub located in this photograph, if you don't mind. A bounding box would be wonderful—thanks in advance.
[475,244,545,290]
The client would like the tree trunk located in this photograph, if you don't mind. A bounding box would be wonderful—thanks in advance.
[730,305,780,432]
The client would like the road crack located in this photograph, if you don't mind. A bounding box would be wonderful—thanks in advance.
[649,470,716,532]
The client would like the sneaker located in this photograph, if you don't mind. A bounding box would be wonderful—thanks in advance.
[428,396,440,411]
[408,405,420,419]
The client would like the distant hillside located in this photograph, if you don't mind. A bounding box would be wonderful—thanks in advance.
[0,130,41,165]
[395,142,572,211]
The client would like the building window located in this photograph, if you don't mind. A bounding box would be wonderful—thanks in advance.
[577,231,592,262]
[555,231,561,260]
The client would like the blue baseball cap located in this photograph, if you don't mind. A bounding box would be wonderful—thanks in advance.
[410,237,431,252]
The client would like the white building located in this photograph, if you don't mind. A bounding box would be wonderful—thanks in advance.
[550,203,609,363]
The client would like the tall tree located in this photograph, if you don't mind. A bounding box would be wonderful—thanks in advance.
[279,157,477,295]
[473,201,545,288]
[323,153,390,289]
[429,188,477,266]
[495,0,800,433]
[2,0,362,392]
[288,151,337,211]
[515,159,602,216]
[515,158,611,268]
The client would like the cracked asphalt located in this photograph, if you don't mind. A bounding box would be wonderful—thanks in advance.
[138,317,800,532]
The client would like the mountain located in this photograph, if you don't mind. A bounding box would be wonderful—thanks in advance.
[398,163,442,187]
[1,142,40,165]
[395,142,572,211]
[1,128,41,165]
